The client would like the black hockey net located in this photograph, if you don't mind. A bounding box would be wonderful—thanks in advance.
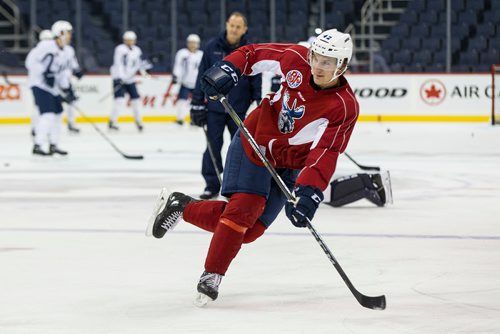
[492,64,500,125]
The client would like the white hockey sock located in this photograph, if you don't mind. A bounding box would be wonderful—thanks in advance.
[31,106,40,131]
[67,102,76,126]
[49,113,63,146]
[175,99,190,122]
[131,99,142,124]
[35,112,55,147]
[111,97,125,124]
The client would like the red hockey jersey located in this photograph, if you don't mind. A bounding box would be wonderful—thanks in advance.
[225,43,359,191]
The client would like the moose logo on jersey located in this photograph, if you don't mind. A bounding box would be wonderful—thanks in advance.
[286,70,303,88]
[278,91,305,134]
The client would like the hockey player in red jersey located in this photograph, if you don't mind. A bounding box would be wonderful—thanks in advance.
[146,29,359,306]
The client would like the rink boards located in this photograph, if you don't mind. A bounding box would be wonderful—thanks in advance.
[0,73,495,123]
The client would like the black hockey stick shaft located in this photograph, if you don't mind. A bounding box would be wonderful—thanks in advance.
[202,124,223,185]
[344,152,380,171]
[71,104,143,160]
[219,95,386,310]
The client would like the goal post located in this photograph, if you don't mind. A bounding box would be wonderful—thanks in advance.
[492,64,500,125]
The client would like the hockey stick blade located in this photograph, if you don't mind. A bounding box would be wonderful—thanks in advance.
[344,152,380,171]
[122,154,144,160]
[357,293,386,310]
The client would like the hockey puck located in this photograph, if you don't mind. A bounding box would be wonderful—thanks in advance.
[386,128,391,134]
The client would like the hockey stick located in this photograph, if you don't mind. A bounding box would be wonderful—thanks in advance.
[67,102,144,160]
[98,82,123,103]
[218,95,386,310]
[202,124,223,185]
[344,152,380,171]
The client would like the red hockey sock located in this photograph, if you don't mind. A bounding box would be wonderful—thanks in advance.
[205,219,246,275]
[243,220,266,244]
[183,200,226,232]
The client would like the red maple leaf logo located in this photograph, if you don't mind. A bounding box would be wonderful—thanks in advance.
[425,84,441,98]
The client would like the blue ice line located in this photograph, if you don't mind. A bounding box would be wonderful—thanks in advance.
[1,227,499,241]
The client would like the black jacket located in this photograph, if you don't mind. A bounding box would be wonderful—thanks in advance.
[192,31,262,114]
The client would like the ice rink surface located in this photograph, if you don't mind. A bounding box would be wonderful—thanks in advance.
[1,121,500,334]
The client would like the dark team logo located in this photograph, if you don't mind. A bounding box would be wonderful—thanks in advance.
[278,91,305,133]
[286,70,303,88]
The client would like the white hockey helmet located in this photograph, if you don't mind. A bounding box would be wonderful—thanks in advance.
[39,29,54,41]
[187,34,200,44]
[123,31,137,41]
[310,28,353,81]
[51,20,72,46]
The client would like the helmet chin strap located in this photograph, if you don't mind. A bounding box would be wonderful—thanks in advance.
[326,60,348,84]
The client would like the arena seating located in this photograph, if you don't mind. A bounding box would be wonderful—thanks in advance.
[6,0,499,73]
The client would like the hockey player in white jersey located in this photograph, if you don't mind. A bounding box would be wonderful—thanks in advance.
[57,21,84,133]
[172,34,203,125]
[30,29,55,137]
[109,31,150,131]
[26,21,74,156]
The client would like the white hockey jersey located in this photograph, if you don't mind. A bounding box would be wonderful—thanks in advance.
[25,40,68,95]
[110,44,144,84]
[172,48,203,89]
[59,45,81,88]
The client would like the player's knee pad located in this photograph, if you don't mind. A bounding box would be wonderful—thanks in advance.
[328,173,391,207]
[243,220,266,244]
[221,193,266,229]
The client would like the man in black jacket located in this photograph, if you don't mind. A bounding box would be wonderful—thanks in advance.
[190,12,262,200]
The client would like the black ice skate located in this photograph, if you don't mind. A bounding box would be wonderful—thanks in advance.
[145,189,197,238]
[49,144,68,156]
[108,121,119,131]
[32,144,51,156]
[68,124,81,134]
[199,190,218,200]
[194,271,223,307]
[135,121,144,132]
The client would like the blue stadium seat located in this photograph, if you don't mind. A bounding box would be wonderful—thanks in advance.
[480,50,500,66]
[426,63,445,72]
[458,10,477,27]
[427,0,446,12]
[466,0,485,12]
[399,11,418,25]
[433,50,446,63]
[382,38,400,51]
[451,37,462,53]
[393,49,412,64]
[452,64,470,72]
[407,0,426,11]
[420,10,438,25]
[476,22,496,38]
[391,24,409,38]
[451,0,465,12]
[406,62,424,72]
[401,38,421,50]
[390,63,404,72]
[459,49,479,64]
[410,24,430,38]
[468,36,488,51]
[414,50,433,64]
[483,10,500,24]
[422,37,442,51]
[454,23,470,38]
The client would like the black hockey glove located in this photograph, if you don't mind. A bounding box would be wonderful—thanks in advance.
[190,103,207,127]
[172,75,178,84]
[73,69,84,79]
[43,71,55,87]
[285,185,324,228]
[62,88,78,103]
[201,61,240,98]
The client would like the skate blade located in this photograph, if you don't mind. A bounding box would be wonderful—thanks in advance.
[380,170,393,204]
[193,293,212,308]
[145,188,170,237]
